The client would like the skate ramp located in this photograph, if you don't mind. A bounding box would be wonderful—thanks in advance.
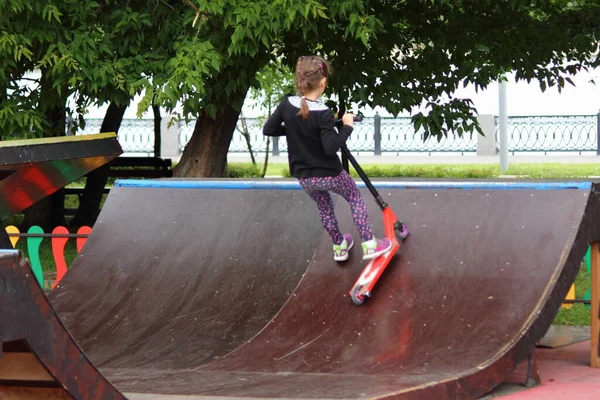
[0,132,122,248]
[2,179,599,399]
[0,251,124,399]
[49,185,325,369]
[90,179,596,399]
[0,133,122,222]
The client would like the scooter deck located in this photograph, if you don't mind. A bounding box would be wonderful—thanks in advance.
[350,207,403,305]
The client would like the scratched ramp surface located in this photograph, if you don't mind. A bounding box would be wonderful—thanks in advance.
[49,185,324,371]
[87,179,599,400]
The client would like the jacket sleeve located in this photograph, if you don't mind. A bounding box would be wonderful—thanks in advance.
[262,102,286,137]
[320,111,353,156]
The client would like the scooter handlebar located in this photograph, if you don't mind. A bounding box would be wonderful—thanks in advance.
[335,113,364,128]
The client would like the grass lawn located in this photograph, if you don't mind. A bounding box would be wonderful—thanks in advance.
[6,161,596,325]
[553,263,591,326]
[245,161,600,179]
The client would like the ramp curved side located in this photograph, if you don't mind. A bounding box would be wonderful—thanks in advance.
[99,181,599,399]
[49,186,325,370]
[0,251,124,399]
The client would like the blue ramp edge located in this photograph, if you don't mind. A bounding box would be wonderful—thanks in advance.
[114,179,592,191]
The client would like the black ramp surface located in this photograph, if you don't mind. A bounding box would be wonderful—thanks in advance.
[52,179,600,399]
[49,185,324,370]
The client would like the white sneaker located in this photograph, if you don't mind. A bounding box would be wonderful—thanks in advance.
[333,233,354,261]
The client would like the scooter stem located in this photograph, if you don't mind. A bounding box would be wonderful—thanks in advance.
[341,145,388,211]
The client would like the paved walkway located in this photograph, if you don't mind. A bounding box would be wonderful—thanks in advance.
[485,340,600,399]
[228,154,600,165]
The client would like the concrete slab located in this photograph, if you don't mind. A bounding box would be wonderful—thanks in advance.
[538,325,591,348]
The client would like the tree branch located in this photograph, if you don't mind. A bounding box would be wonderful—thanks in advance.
[20,77,40,83]
[160,0,174,10]
[181,0,199,13]
[181,0,210,26]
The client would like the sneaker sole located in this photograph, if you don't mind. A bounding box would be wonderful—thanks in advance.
[334,240,354,262]
[362,243,392,260]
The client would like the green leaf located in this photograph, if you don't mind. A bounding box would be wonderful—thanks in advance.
[317,8,328,19]
[206,104,217,119]
[303,4,310,18]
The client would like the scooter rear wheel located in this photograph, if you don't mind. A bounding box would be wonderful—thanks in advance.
[351,286,365,305]
[394,222,409,241]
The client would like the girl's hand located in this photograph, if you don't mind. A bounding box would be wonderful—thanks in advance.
[342,113,354,127]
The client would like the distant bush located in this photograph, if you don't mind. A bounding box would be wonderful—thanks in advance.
[269,164,498,178]
[351,164,498,179]
[222,161,600,180]
[228,163,262,178]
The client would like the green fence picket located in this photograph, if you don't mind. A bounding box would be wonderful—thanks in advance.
[583,245,592,309]
[26,225,44,287]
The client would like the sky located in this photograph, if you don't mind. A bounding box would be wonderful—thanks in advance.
[83,66,600,120]
[447,68,600,117]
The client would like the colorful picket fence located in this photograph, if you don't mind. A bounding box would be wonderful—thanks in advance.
[562,246,593,309]
[4,225,92,290]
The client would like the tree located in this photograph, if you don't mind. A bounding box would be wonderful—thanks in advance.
[70,1,181,227]
[0,1,112,230]
[250,59,295,118]
[140,0,378,177]
[0,1,126,139]
[301,0,600,140]
[1,1,170,227]
[69,103,126,228]
[139,0,600,178]
[243,59,295,177]
[5,0,600,188]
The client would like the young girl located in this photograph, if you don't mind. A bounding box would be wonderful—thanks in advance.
[263,55,399,262]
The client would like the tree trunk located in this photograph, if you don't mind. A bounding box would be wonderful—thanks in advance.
[153,103,161,158]
[261,97,274,178]
[0,226,10,249]
[22,104,67,231]
[0,86,5,141]
[261,136,270,178]
[238,113,256,165]
[174,105,242,177]
[70,103,127,228]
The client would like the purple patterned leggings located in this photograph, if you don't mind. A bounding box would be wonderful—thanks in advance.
[298,170,373,245]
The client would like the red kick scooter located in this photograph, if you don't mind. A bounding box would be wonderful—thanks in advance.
[338,114,409,305]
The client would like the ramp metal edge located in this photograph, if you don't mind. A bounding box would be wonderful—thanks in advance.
[114,179,592,191]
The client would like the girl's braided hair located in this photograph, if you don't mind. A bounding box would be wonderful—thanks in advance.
[295,55,330,120]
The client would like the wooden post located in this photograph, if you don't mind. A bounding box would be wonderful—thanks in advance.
[591,242,600,368]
